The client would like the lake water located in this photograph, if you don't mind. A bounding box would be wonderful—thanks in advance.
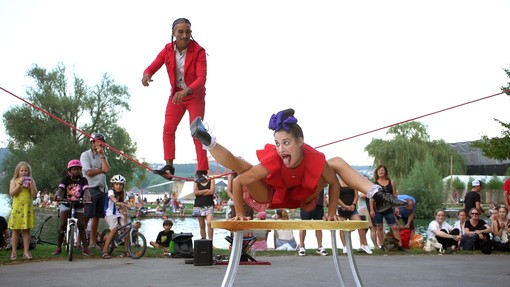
[0,194,456,250]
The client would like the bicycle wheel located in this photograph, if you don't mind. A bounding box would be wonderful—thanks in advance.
[128,230,147,259]
[68,225,75,261]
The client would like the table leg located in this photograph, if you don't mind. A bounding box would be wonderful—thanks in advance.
[220,231,242,287]
[345,231,364,287]
[330,230,346,287]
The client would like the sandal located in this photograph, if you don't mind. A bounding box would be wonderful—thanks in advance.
[10,253,17,261]
[119,251,130,258]
[101,252,111,259]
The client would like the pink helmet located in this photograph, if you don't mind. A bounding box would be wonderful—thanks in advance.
[67,159,82,170]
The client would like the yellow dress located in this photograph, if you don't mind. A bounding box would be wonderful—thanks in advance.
[8,186,36,230]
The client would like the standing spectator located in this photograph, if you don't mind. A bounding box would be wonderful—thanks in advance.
[193,175,215,240]
[503,178,510,219]
[357,191,378,252]
[370,165,404,251]
[8,161,38,260]
[80,132,111,249]
[297,191,328,256]
[52,160,92,256]
[273,209,298,251]
[463,179,484,214]
[337,179,372,254]
[142,17,209,184]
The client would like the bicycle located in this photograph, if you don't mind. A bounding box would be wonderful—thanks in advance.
[59,199,85,261]
[32,215,57,246]
[101,206,147,259]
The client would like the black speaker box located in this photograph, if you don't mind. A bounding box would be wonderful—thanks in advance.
[194,239,213,266]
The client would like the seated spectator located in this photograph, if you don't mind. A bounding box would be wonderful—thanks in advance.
[426,209,461,253]
[273,209,298,251]
[461,207,492,252]
[150,220,174,254]
[491,206,510,252]
[251,211,270,251]
[453,209,468,248]
[0,216,10,250]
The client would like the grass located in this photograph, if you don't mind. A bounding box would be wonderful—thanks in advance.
[2,242,503,266]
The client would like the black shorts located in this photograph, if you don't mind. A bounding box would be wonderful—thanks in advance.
[87,187,107,219]
[300,205,324,220]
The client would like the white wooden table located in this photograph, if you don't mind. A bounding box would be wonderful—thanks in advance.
[212,220,370,287]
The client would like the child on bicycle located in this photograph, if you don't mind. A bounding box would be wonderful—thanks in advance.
[53,159,92,256]
[101,174,128,259]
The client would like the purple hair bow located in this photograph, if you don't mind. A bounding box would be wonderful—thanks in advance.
[268,111,298,131]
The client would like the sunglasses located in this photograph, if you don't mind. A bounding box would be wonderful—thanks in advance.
[471,213,479,215]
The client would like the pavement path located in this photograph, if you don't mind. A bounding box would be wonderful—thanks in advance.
[1,254,509,286]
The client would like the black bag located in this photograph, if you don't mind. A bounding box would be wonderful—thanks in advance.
[171,232,193,258]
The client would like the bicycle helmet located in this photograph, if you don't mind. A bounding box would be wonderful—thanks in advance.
[110,174,126,184]
[90,132,106,143]
[67,159,82,170]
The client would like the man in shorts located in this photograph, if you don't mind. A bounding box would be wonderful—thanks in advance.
[297,191,328,256]
[80,132,110,248]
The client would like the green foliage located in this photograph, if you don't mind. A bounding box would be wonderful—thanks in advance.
[472,67,510,160]
[365,121,465,179]
[399,154,444,219]
[0,63,143,194]
[486,175,503,190]
[443,176,466,192]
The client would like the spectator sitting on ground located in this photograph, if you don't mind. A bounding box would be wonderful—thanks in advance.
[251,211,270,251]
[426,209,461,253]
[491,206,510,252]
[461,207,491,252]
[273,209,298,251]
[150,220,175,254]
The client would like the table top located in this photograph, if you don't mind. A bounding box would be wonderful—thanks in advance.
[212,220,369,231]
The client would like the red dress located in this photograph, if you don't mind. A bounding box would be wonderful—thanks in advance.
[245,143,325,211]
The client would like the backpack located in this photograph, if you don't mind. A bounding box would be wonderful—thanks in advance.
[171,232,194,258]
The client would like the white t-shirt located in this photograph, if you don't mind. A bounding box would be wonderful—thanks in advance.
[105,189,122,217]
[453,220,466,235]
[427,220,453,239]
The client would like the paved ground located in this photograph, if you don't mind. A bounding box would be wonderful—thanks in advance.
[1,254,509,286]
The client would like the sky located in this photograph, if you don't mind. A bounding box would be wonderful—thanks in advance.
[1,0,510,169]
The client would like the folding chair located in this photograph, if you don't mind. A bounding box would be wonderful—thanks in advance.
[225,235,257,262]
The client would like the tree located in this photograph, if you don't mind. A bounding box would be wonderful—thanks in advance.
[1,63,141,194]
[473,67,510,160]
[364,121,465,179]
[399,154,445,219]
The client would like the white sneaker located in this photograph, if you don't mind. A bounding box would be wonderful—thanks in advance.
[298,247,306,256]
[342,248,348,254]
[360,245,373,255]
[316,247,328,256]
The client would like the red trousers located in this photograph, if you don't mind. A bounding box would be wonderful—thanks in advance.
[163,94,208,171]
